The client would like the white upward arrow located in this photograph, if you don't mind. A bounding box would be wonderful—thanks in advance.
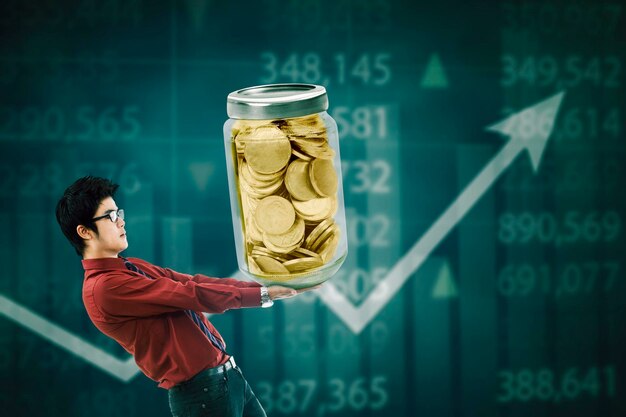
[318,91,566,333]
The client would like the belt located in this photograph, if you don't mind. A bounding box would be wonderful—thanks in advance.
[172,356,237,390]
[203,356,236,376]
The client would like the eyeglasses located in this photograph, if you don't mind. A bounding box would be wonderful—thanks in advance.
[92,209,125,223]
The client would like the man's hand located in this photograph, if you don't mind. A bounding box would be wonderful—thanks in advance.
[267,284,323,301]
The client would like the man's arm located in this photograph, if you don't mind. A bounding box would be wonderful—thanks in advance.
[158,268,322,299]
[166,269,262,288]
[92,272,261,319]
[132,258,261,288]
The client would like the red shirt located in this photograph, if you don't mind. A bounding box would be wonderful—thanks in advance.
[81,256,262,389]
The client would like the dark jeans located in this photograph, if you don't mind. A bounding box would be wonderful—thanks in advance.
[168,364,266,417]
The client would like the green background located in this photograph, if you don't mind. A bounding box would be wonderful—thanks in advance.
[0,0,624,416]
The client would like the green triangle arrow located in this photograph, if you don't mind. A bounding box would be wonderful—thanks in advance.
[432,261,458,298]
[421,53,449,89]
[189,162,214,191]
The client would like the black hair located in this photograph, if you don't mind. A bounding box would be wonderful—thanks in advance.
[55,176,120,257]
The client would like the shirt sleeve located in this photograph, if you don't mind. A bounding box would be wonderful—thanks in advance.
[142,260,262,289]
[93,272,261,318]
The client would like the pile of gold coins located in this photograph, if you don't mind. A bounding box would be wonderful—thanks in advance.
[230,114,341,277]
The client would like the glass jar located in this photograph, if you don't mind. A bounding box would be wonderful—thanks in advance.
[223,83,348,289]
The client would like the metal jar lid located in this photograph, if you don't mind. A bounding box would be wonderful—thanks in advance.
[227,83,328,120]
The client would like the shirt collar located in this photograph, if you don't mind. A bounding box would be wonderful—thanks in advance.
[82,256,128,271]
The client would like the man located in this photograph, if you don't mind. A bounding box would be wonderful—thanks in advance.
[56,176,320,417]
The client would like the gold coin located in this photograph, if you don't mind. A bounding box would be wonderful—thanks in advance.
[256,257,289,274]
[234,120,281,142]
[251,249,268,257]
[292,135,328,147]
[283,114,327,136]
[239,176,283,200]
[293,142,335,160]
[234,121,276,154]
[304,218,333,249]
[240,174,284,199]
[302,146,335,160]
[292,147,312,161]
[264,217,305,249]
[240,178,284,200]
[291,247,321,259]
[251,250,283,261]
[285,160,319,201]
[282,257,324,273]
[248,256,264,275]
[240,161,280,188]
[239,187,252,218]
[242,192,260,216]
[292,197,333,222]
[310,223,339,252]
[245,214,263,244]
[247,162,285,182]
[251,245,274,255]
[251,249,288,263]
[255,196,295,234]
[273,187,291,200]
[251,245,287,259]
[253,255,290,274]
[303,221,321,236]
[263,237,301,254]
[239,162,283,196]
[244,125,292,174]
[318,231,340,262]
[233,119,273,136]
[235,140,245,154]
[309,159,338,197]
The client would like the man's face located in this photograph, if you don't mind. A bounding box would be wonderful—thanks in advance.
[86,196,128,257]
